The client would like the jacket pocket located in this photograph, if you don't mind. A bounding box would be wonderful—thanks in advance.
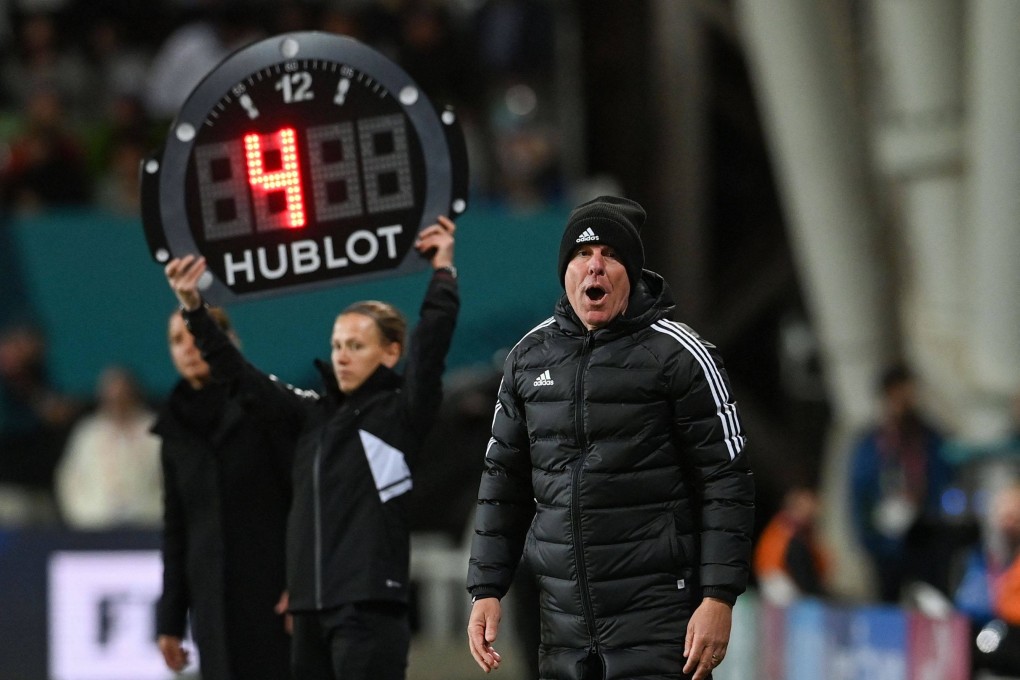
[668,511,698,604]
[521,516,538,570]
[669,510,698,570]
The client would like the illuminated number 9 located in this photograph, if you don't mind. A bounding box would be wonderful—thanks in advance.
[244,128,306,230]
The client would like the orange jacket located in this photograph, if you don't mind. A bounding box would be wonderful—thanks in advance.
[754,512,830,590]
[995,556,1020,625]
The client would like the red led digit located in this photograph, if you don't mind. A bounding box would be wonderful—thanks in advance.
[243,128,306,228]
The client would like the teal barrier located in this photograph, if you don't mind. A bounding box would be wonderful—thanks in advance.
[9,205,569,397]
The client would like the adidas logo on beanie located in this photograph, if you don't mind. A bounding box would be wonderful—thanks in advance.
[557,195,646,288]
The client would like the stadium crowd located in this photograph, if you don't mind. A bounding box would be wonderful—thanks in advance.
[0,0,564,216]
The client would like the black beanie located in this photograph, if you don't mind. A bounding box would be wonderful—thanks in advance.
[558,195,646,287]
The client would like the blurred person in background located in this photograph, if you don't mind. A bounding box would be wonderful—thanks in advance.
[79,12,150,120]
[396,2,478,112]
[154,306,292,680]
[143,1,263,122]
[0,320,81,524]
[466,196,754,680]
[93,133,147,216]
[0,10,90,120]
[849,363,956,603]
[473,0,555,88]
[164,215,458,680]
[753,486,831,605]
[55,365,162,528]
[954,484,1020,675]
[0,86,91,210]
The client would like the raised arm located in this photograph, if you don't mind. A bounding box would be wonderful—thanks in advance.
[402,216,460,433]
[164,255,310,434]
[418,215,456,271]
[165,255,205,312]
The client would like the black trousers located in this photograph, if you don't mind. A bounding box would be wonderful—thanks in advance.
[291,602,410,680]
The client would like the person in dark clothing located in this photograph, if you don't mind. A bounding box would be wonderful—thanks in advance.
[154,306,292,680]
[753,486,831,604]
[466,196,755,680]
[0,88,92,209]
[164,215,459,680]
[0,320,81,524]
[849,364,955,602]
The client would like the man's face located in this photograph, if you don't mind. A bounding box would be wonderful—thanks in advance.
[331,313,401,394]
[168,313,211,388]
[564,243,631,330]
[884,380,917,421]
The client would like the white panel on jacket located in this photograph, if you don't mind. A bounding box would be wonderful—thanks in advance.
[359,429,413,503]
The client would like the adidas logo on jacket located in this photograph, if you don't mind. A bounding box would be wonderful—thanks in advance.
[533,370,554,386]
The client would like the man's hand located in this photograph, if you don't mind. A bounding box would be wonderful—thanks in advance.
[165,255,206,311]
[467,597,503,673]
[682,597,732,680]
[157,634,190,672]
[416,215,456,270]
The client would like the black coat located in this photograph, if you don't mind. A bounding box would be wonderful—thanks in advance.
[153,381,292,680]
[467,271,755,680]
[184,270,459,612]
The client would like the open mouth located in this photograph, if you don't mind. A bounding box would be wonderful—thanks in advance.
[585,286,607,301]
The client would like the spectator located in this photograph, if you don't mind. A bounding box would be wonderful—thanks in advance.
[490,105,563,210]
[93,134,147,216]
[0,86,92,210]
[0,11,90,120]
[849,363,955,603]
[143,2,262,121]
[80,14,150,116]
[318,6,362,40]
[754,486,831,605]
[473,0,555,85]
[270,0,322,35]
[84,91,154,197]
[55,365,162,529]
[153,306,292,680]
[954,484,1020,675]
[0,320,81,524]
[396,2,478,111]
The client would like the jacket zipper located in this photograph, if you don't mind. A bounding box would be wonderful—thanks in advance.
[313,439,324,609]
[570,332,599,656]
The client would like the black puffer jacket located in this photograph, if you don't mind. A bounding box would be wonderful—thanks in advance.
[467,271,754,679]
[185,270,458,612]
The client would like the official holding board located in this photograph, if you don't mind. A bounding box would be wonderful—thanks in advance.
[164,214,458,680]
[145,31,469,680]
